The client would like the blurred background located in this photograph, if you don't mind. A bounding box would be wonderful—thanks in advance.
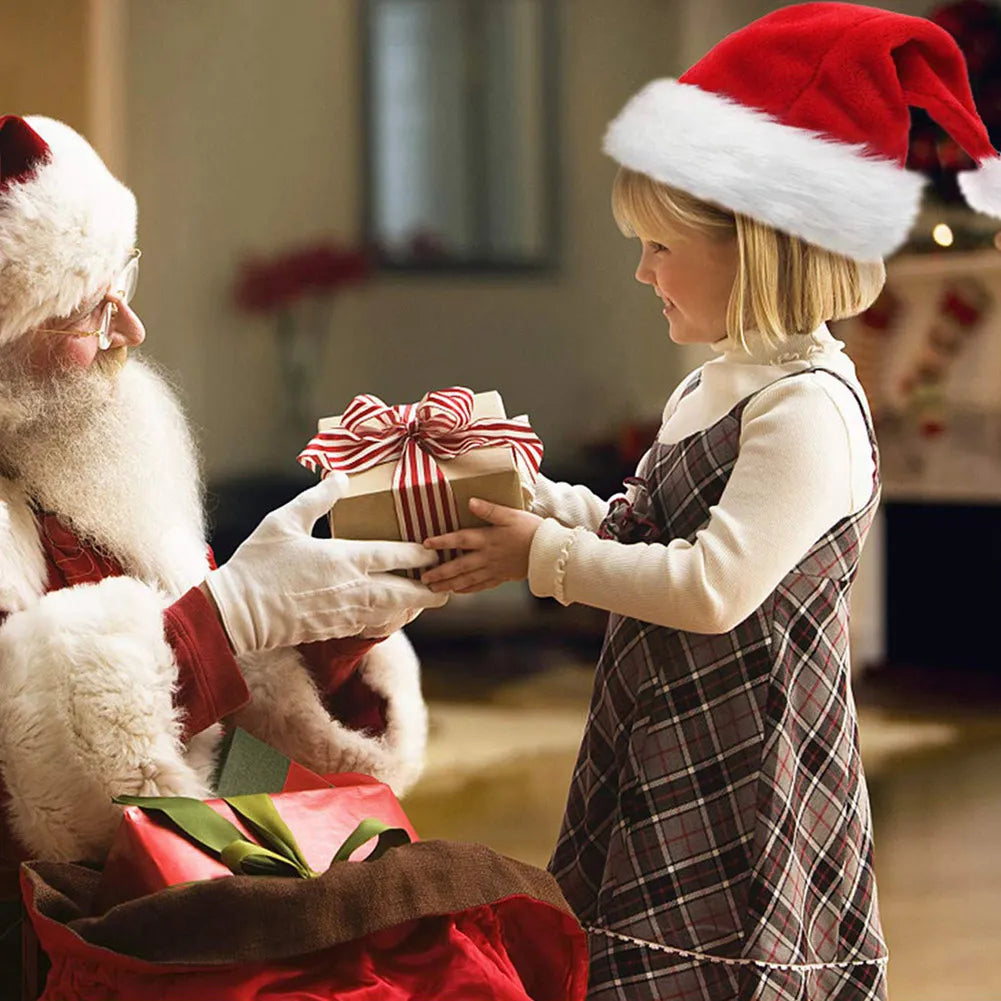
[3,0,1000,996]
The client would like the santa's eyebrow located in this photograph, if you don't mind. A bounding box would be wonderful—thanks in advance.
[56,293,106,326]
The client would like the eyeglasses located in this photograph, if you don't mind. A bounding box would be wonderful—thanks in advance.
[36,249,141,350]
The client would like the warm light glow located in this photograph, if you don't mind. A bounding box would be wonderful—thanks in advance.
[932,223,954,247]
[994,231,1001,251]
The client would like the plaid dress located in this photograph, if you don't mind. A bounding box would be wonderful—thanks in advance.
[550,369,887,1001]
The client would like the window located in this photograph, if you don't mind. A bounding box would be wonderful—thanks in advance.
[364,0,559,271]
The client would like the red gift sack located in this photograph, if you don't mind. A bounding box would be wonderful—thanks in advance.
[22,839,587,1000]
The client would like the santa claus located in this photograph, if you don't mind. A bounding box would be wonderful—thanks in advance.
[0,114,446,876]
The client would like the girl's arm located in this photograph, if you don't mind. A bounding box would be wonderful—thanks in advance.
[528,373,873,633]
[532,472,642,532]
[532,476,610,530]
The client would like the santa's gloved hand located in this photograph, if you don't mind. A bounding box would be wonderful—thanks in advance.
[205,474,446,655]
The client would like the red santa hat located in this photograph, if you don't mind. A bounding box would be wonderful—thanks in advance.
[0,115,137,347]
[604,1,1001,260]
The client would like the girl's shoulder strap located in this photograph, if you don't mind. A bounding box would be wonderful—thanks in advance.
[660,367,704,426]
[678,369,703,401]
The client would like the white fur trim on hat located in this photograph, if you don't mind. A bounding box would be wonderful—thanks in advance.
[0,116,137,346]
[231,630,428,796]
[0,576,213,861]
[604,79,926,261]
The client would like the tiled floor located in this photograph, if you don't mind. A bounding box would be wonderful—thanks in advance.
[404,659,1001,1001]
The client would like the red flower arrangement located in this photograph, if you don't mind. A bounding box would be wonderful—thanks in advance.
[232,241,373,439]
[234,242,371,314]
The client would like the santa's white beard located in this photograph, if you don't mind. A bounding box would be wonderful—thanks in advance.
[0,352,210,596]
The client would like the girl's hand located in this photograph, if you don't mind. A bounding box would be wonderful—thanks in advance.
[421,498,543,593]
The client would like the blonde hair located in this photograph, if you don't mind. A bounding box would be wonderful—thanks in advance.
[611,168,886,353]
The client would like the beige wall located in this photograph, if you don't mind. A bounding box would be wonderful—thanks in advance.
[26,0,934,483]
[0,0,126,168]
[0,0,90,130]
[125,0,685,480]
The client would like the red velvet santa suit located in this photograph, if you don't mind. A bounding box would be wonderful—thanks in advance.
[0,479,427,882]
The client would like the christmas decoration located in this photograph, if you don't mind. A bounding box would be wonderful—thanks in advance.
[298,388,542,569]
[850,286,903,419]
[899,277,993,436]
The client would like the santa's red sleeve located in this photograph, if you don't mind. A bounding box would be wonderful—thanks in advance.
[163,586,250,740]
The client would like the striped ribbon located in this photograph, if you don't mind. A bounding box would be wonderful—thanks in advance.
[297,388,543,556]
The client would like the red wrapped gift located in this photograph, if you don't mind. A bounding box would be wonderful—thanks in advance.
[94,778,417,913]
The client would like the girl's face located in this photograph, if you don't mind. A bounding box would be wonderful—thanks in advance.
[633,222,739,346]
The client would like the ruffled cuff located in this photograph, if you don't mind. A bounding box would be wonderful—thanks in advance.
[528,519,582,605]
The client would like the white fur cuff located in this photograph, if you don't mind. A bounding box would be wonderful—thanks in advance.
[0,577,211,861]
[231,631,428,797]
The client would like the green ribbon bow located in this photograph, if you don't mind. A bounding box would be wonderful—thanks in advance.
[114,793,411,878]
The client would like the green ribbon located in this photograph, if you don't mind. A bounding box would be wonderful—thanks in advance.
[330,815,412,863]
[114,793,410,878]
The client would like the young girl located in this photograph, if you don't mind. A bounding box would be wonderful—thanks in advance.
[422,5,1001,999]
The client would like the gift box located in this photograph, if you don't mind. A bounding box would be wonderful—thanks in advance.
[298,387,543,551]
[94,777,417,914]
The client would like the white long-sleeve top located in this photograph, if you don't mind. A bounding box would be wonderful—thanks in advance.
[528,324,876,634]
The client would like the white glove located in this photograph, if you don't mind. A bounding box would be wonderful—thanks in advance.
[205,474,447,655]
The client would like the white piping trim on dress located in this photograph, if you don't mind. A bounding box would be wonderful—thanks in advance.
[587,925,888,973]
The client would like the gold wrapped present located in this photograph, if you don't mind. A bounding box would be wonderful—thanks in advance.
[299,388,542,545]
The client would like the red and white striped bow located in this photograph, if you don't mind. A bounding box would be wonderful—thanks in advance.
[298,387,543,553]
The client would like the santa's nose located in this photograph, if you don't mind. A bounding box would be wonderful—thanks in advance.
[106,295,145,348]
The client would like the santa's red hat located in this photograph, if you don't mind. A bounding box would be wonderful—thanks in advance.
[0,115,137,347]
[604,1,1001,260]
